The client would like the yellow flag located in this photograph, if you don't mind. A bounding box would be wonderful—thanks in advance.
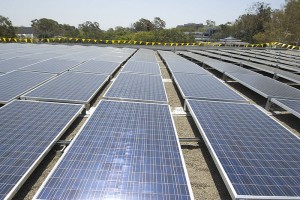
[139,41,143,45]
[8,38,11,42]
[170,43,174,46]
[186,43,190,46]
[123,40,126,43]
[175,43,179,46]
[57,38,61,41]
[3,38,6,42]
[287,45,291,48]
[152,42,155,45]
[198,42,202,46]
[106,40,109,43]
[133,41,137,44]
[192,43,195,46]
[75,38,79,42]
[30,39,33,43]
[146,42,149,45]
[181,43,184,46]
[41,39,44,42]
[94,39,97,43]
[282,44,286,47]
[24,38,28,43]
[52,38,55,42]
[69,38,73,41]
[13,38,17,42]
[87,39,91,42]
[292,46,296,49]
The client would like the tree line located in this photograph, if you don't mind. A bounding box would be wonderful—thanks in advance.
[0,0,300,44]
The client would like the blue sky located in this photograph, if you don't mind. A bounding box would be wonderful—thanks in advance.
[1,0,286,30]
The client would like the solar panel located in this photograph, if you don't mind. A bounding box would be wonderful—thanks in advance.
[71,60,121,75]
[0,100,84,199]
[20,58,82,74]
[271,98,300,119]
[166,60,209,75]
[0,57,42,73]
[225,73,300,100]
[186,100,300,199]
[22,72,109,106]
[121,61,161,75]
[104,73,167,103]
[35,100,193,200]
[0,71,55,104]
[172,73,246,102]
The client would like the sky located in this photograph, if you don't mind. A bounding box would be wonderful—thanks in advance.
[1,0,286,30]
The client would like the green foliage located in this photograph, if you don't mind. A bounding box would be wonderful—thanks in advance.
[78,21,103,38]
[31,18,61,38]
[0,15,16,37]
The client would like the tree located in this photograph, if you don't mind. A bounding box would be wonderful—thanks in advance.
[31,18,60,38]
[60,24,79,37]
[283,0,300,44]
[153,17,166,29]
[78,21,102,38]
[132,18,155,32]
[0,15,16,37]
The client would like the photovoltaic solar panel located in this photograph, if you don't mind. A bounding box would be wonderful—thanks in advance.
[72,60,121,75]
[172,73,246,102]
[0,71,55,104]
[20,58,82,74]
[225,73,300,100]
[0,100,84,199]
[271,98,300,119]
[35,100,193,200]
[0,57,42,73]
[166,61,209,75]
[104,73,167,103]
[186,100,300,199]
[22,72,109,105]
[121,61,161,75]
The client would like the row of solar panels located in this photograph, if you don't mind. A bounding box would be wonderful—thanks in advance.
[0,46,137,106]
[159,50,300,199]
[179,51,300,120]
[0,46,194,199]
[34,49,193,199]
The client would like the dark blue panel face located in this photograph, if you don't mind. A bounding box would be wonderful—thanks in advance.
[173,73,246,102]
[272,98,300,119]
[23,72,108,103]
[121,61,161,75]
[0,101,83,199]
[0,71,54,103]
[104,73,167,103]
[20,58,81,74]
[72,60,121,75]
[0,57,42,73]
[187,100,300,198]
[36,100,192,200]
[226,73,300,100]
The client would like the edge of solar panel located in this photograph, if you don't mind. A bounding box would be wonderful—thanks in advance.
[2,100,84,199]
[71,60,122,75]
[0,71,56,105]
[185,99,300,200]
[120,62,162,76]
[172,73,248,103]
[225,73,270,99]
[21,72,109,107]
[271,98,300,119]
[34,99,194,200]
[103,73,169,104]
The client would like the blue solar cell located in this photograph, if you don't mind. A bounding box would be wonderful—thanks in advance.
[187,100,300,199]
[72,60,121,75]
[173,73,246,102]
[22,72,109,105]
[225,73,300,100]
[0,71,55,104]
[271,98,300,119]
[121,61,161,75]
[20,58,82,74]
[35,100,193,200]
[0,57,42,73]
[104,73,167,103]
[0,100,83,199]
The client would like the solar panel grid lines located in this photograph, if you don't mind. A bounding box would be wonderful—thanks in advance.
[185,99,300,200]
[271,98,300,119]
[121,61,161,75]
[225,72,300,100]
[0,70,56,104]
[0,100,84,200]
[165,60,210,75]
[0,57,45,73]
[71,60,122,75]
[172,73,247,103]
[103,73,168,104]
[19,58,85,74]
[21,71,109,107]
[34,100,194,200]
